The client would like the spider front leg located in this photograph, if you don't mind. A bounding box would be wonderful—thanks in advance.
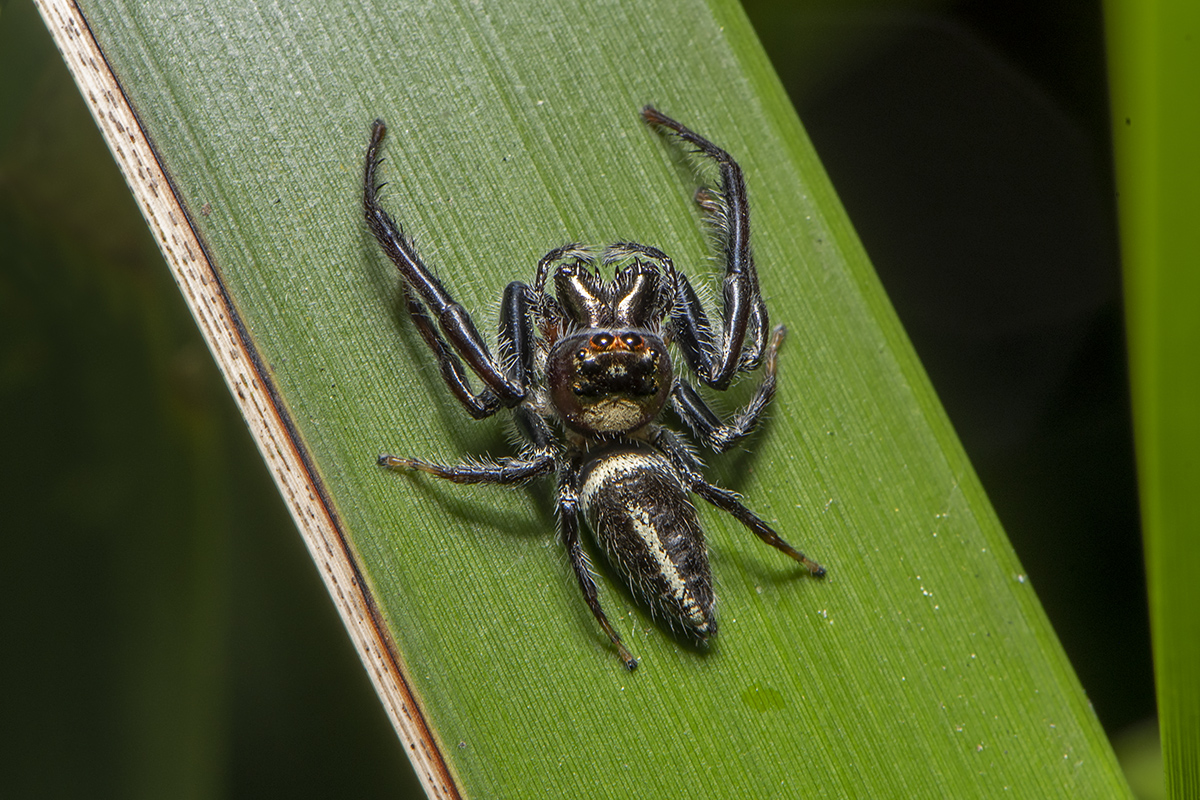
[672,324,786,453]
[643,106,768,391]
[364,119,525,418]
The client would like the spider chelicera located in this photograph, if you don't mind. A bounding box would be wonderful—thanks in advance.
[364,106,825,670]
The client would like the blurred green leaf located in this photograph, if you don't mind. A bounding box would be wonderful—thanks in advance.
[1105,0,1200,796]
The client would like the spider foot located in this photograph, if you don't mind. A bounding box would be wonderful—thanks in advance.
[378,454,420,471]
[786,547,827,578]
[763,324,786,371]
[619,644,639,671]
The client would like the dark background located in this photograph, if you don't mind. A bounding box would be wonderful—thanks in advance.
[0,0,1151,796]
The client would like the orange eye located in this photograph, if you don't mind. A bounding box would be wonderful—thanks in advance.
[591,333,614,349]
[622,333,643,349]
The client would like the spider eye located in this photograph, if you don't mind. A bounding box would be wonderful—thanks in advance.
[622,333,643,349]
[591,333,614,349]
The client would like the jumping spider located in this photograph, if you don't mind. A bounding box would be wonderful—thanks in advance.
[365,106,825,670]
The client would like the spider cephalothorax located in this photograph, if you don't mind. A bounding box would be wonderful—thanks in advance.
[542,246,675,436]
[365,106,824,670]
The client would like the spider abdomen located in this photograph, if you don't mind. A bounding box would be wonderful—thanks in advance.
[578,444,716,638]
